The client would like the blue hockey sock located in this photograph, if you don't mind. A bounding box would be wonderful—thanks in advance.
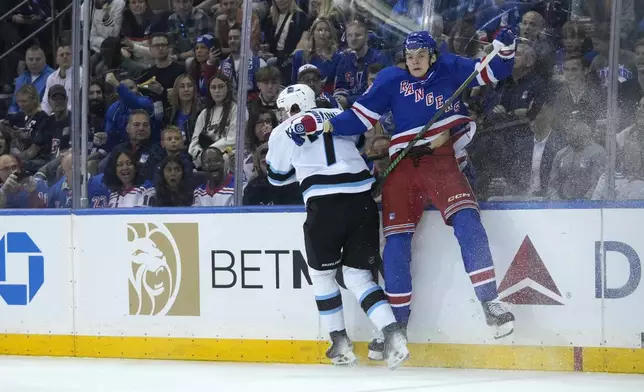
[452,209,498,302]
[382,233,413,324]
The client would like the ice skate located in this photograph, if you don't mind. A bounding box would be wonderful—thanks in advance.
[326,330,358,367]
[368,338,384,361]
[482,299,515,339]
[382,323,410,370]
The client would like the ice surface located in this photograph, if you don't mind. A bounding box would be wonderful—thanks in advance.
[0,356,643,392]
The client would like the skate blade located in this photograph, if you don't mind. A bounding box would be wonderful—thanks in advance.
[493,321,514,339]
[331,353,359,367]
[368,349,384,361]
[386,350,410,370]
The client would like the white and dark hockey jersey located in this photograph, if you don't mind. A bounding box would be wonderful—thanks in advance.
[107,181,156,208]
[266,108,374,204]
[192,173,236,207]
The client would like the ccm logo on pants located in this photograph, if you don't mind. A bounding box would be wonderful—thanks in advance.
[448,193,471,203]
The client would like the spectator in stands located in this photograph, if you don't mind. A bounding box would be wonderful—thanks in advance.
[243,142,303,205]
[309,0,346,44]
[215,0,261,55]
[121,0,170,63]
[262,0,311,84]
[519,11,554,77]
[158,126,194,177]
[334,18,389,108]
[636,39,644,92]
[166,74,201,142]
[154,155,194,206]
[487,103,566,200]
[291,17,341,93]
[167,0,212,62]
[103,149,156,207]
[219,25,266,95]
[187,35,222,103]
[243,107,278,180]
[248,66,281,117]
[9,45,54,114]
[88,0,126,67]
[45,85,71,161]
[107,109,165,181]
[95,37,148,83]
[0,153,47,208]
[547,117,607,200]
[47,153,73,208]
[448,19,481,59]
[193,147,235,206]
[189,74,239,166]
[11,0,52,54]
[137,33,186,118]
[103,72,155,154]
[553,21,588,83]
[589,23,637,86]
[88,81,109,175]
[553,54,605,125]
[571,0,635,42]
[6,85,52,174]
[482,43,545,133]
[0,130,18,156]
[42,42,78,114]
[296,64,340,109]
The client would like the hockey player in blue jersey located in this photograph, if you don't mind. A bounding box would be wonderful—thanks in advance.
[314,29,518,351]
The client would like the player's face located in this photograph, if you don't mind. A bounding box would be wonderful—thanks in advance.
[405,49,430,78]
[116,153,136,186]
[636,45,644,73]
[129,0,147,15]
[177,77,195,102]
[209,77,228,104]
[162,131,183,153]
[163,161,184,188]
[194,43,210,63]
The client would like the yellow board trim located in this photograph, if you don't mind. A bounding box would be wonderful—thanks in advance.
[2,334,644,374]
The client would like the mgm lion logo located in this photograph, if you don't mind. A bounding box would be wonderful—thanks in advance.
[127,223,200,316]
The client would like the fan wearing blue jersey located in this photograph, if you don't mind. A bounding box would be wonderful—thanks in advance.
[316,29,518,348]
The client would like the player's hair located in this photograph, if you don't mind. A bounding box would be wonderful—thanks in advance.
[154,156,193,207]
[246,107,278,152]
[367,63,385,75]
[102,150,145,192]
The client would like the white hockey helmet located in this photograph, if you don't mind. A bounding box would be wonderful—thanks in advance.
[276,84,316,117]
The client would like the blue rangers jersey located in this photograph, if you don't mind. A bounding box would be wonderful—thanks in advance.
[89,173,110,208]
[48,174,111,208]
[266,108,374,204]
[329,51,514,164]
[334,48,390,106]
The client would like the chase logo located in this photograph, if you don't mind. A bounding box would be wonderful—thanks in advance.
[0,233,44,306]
[127,223,200,316]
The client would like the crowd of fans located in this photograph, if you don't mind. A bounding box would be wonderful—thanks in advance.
[1,0,644,209]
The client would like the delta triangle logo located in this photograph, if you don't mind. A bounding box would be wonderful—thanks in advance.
[498,236,564,305]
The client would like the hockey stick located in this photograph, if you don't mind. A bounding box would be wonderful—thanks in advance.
[379,46,502,180]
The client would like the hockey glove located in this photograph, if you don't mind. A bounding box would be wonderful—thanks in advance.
[493,28,516,60]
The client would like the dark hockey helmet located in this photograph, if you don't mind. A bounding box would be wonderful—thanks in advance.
[404,31,437,56]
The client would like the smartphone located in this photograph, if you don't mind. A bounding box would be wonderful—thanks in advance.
[13,170,27,182]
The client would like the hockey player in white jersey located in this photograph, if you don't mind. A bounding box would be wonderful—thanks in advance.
[267,84,409,369]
